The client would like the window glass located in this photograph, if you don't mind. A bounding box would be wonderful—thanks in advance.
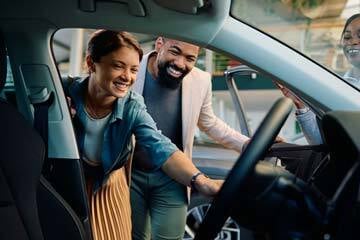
[53,29,156,78]
[52,29,306,153]
[231,0,360,90]
[194,71,306,146]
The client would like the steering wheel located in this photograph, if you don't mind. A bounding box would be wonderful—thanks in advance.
[194,97,293,239]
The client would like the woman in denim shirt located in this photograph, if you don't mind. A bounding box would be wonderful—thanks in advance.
[67,30,222,240]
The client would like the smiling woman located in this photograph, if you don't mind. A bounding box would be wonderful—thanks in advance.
[65,29,222,240]
[341,13,360,87]
[70,30,145,239]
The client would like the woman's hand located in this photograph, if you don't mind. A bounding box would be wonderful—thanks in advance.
[162,151,223,196]
[275,82,305,109]
[193,175,223,197]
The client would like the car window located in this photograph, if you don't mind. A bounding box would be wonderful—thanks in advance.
[54,29,156,78]
[53,28,307,147]
[194,56,306,146]
[231,0,360,91]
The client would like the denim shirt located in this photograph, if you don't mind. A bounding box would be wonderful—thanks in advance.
[68,78,178,189]
[296,110,323,145]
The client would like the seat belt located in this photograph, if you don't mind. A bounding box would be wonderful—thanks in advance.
[30,87,54,178]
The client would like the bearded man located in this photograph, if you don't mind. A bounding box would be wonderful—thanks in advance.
[131,37,250,240]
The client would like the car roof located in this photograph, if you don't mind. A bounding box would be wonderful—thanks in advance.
[0,0,226,46]
[1,0,360,114]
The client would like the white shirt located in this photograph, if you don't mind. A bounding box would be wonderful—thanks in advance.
[83,111,111,165]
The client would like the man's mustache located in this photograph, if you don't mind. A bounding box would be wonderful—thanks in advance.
[168,64,186,74]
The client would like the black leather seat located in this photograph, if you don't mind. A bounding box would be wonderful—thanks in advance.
[0,38,45,239]
[0,34,87,240]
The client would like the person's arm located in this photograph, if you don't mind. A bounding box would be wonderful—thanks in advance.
[161,151,222,196]
[132,96,222,196]
[197,75,249,152]
[276,83,323,144]
[275,82,305,109]
[296,110,323,145]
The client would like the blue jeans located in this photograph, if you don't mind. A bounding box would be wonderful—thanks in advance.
[131,168,187,240]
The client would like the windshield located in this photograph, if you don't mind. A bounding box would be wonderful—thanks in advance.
[231,0,360,90]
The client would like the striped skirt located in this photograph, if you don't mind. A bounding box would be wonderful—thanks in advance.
[87,167,132,240]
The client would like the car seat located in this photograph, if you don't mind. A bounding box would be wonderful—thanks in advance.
[0,33,87,240]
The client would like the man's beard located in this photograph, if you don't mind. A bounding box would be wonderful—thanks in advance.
[157,61,188,89]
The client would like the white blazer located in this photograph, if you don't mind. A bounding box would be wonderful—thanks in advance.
[133,52,249,160]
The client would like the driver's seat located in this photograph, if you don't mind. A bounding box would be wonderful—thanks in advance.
[0,35,45,239]
[0,34,86,239]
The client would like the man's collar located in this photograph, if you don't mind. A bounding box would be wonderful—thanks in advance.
[147,51,158,79]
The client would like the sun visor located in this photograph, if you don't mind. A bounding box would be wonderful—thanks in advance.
[154,0,210,14]
[79,0,146,17]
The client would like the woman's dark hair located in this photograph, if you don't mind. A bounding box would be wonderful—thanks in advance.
[341,14,360,39]
[87,30,143,62]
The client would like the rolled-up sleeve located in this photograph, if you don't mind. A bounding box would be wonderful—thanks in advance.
[133,107,178,170]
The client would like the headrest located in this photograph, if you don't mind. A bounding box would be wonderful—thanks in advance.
[0,34,7,91]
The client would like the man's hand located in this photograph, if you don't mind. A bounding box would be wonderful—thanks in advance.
[193,175,223,197]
